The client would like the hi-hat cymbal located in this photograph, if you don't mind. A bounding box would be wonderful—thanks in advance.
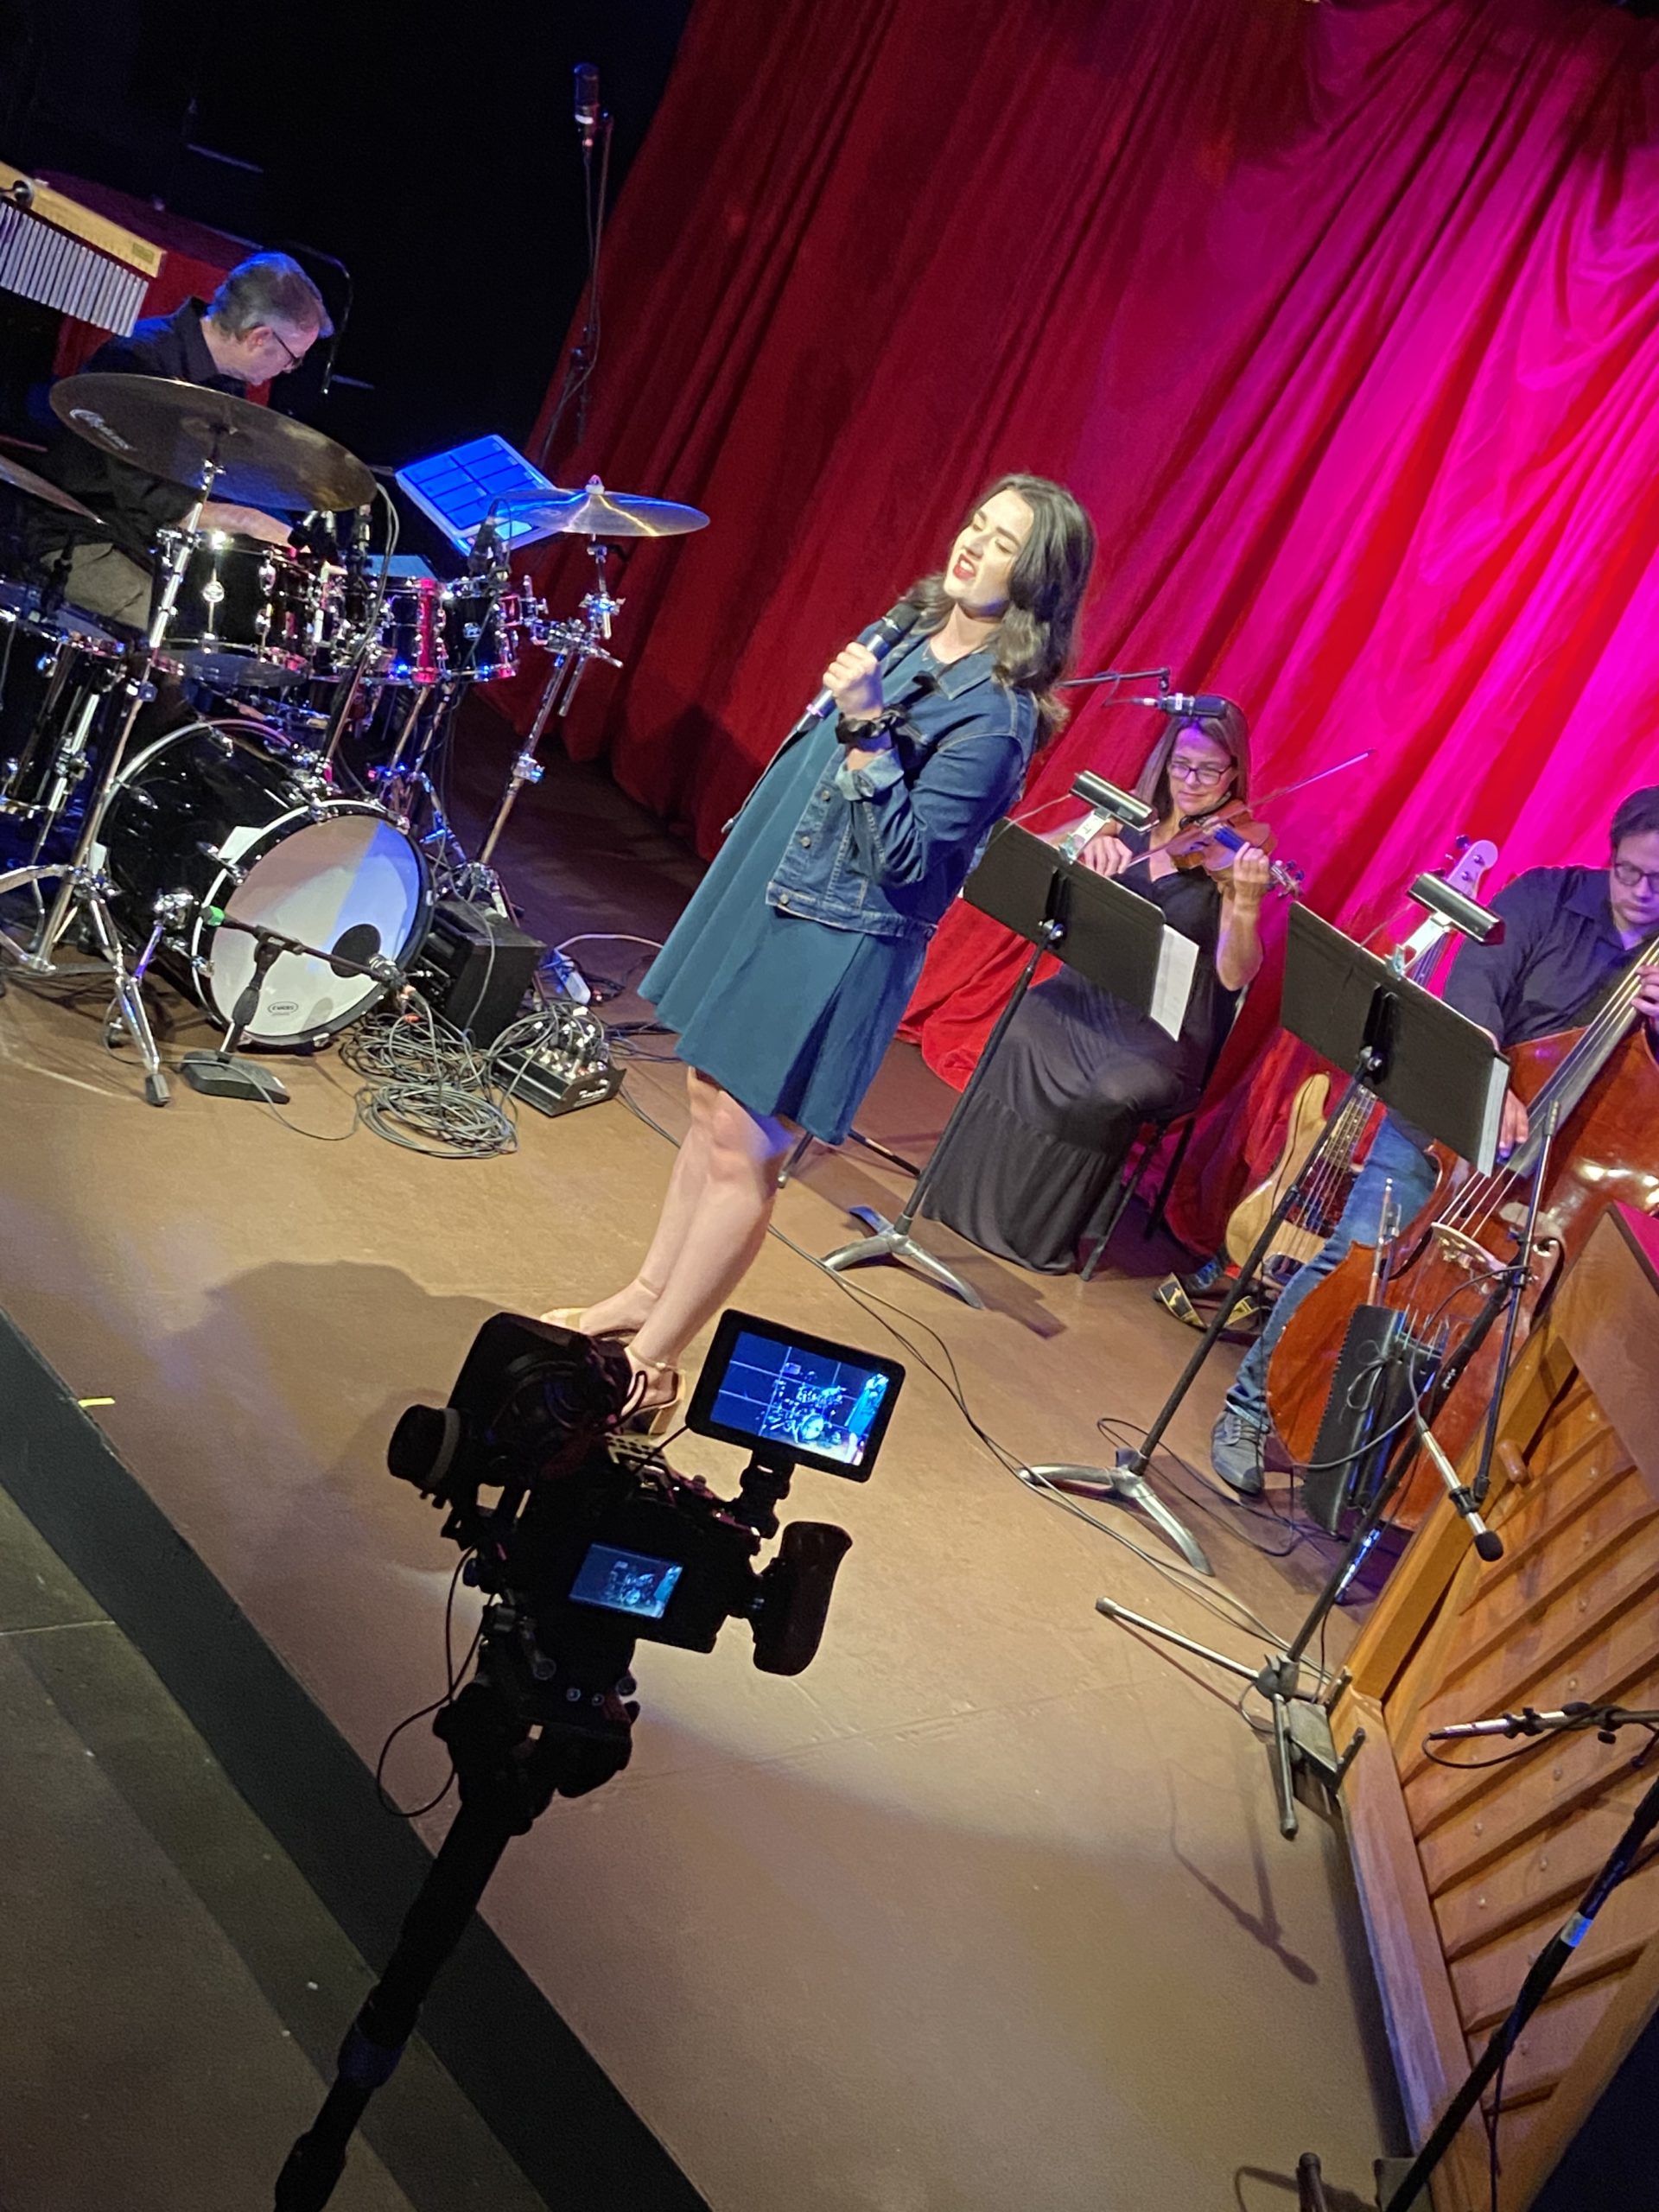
[494,474,709,538]
[0,448,100,522]
[51,374,375,512]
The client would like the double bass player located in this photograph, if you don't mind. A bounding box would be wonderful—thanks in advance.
[1211,785,1659,1496]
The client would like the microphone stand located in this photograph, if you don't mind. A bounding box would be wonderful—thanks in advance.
[1376,1707,1659,2212]
[179,912,404,1103]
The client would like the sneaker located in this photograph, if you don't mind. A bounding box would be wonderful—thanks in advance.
[1211,1407,1268,1497]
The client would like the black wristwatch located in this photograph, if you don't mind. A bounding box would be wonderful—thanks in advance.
[836,708,899,748]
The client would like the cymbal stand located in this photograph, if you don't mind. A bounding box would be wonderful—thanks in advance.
[475,540,621,869]
[0,464,219,1106]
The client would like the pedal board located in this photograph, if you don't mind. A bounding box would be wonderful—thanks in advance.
[493,1041,625,1118]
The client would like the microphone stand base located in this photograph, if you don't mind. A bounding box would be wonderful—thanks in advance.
[820,1209,986,1310]
[1027,1459,1212,1576]
[179,1051,290,1104]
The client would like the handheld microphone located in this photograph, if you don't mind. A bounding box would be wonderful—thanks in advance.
[574,63,601,152]
[798,601,925,729]
[1125,691,1233,718]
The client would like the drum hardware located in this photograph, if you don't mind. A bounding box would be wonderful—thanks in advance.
[466,478,706,880]
[0,487,216,1105]
[476,560,622,869]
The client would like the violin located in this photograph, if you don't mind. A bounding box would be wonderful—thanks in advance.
[1162,798,1305,896]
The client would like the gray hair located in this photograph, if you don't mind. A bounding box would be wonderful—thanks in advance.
[208,252,333,340]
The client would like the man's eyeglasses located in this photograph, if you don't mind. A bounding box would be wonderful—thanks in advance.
[1169,756,1232,788]
[1611,859,1659,895]
[265,327,308,373]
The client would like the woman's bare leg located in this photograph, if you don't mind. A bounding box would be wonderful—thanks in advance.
[575,1066,719,1337]
[627,1080,791,1374]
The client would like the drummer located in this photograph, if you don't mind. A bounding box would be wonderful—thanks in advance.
[29,252,331,630]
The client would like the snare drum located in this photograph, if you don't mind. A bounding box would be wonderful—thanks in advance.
[0,591,124,821]
[97,719,431,1047]
[162,531,321,690]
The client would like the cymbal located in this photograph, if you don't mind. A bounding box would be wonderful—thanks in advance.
[50,374,375,512]
[494,474,709,538]
[0,448,100,522]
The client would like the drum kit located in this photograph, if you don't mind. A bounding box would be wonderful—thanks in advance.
[0,373,707,1104]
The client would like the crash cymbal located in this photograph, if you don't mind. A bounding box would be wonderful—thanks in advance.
[494,474,709,538]
[50,374,375,512]
[0,448,100,522]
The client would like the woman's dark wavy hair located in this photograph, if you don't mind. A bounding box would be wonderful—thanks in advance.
[1135,702,1252,823]
[906,474,1096,739]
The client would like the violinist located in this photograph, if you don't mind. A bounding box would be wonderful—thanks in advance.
[919,705,1272,1273]
[1212,784,1659,1497]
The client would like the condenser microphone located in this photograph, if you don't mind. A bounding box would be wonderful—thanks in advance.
[574,64,601,152]
[1126,691,1233,718]
[797,600,926,729]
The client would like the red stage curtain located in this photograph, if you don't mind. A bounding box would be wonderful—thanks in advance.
[513,0,1659,1250]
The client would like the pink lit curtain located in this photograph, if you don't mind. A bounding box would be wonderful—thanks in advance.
[512,0,1659,1249]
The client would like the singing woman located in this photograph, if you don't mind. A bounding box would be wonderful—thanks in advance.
[918,705,1271,1273]
[546,474,1096,1423]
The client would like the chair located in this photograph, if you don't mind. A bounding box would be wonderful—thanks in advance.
[1077,988,1245,1281]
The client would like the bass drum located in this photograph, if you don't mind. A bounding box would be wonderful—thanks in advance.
[98,719,432,1047]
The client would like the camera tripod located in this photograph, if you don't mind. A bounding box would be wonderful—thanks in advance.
[274,1617,639,2212]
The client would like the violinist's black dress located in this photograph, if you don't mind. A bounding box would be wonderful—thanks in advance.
[919,846,1237,1273]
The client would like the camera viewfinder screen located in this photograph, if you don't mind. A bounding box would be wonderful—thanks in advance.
[703,1326,895,1471]
[571,1544,684,1620]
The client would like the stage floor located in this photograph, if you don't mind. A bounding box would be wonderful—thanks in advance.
[0,742,1402,2211]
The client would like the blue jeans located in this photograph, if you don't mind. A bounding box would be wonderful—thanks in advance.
[1224,1116,1440,1433]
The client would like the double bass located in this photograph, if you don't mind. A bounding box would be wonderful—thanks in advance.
[1266,932,1659,1522]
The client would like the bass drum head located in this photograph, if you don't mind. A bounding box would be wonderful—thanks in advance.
[209,809,429,1046]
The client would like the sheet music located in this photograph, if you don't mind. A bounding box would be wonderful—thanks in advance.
[1149,928,1198,1040]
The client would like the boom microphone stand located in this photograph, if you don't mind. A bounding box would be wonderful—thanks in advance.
[1372,1705,1659,2211]
[179,910,404,1103]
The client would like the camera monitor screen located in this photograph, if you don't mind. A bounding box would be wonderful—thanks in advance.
[570,1544,684,1620]
[686,1311,904,1479]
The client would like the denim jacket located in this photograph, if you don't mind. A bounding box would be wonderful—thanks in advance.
[763,636,1038,944]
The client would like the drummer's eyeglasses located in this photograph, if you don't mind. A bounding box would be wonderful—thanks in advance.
[1169,756,1233,787]
[266,327,308,372]
[1611,859,1659,894]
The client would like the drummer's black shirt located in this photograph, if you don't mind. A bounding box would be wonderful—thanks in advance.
[35,298,246,565]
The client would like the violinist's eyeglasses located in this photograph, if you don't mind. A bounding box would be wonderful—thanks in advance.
[1611,859,1659,895]
[1169,757,1231,787]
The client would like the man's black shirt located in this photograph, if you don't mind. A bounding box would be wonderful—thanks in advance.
[38,298,245,564]
[1442,865,1648,1046]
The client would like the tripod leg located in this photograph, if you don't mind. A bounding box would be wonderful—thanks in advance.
[86,892,168,1104]
[275,1796,517,2212]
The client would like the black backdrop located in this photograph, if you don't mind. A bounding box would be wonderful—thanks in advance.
[2,0,692,472]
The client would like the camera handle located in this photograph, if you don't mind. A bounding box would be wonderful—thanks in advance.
[273,1658,637,2212]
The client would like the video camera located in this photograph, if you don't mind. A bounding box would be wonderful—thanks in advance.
[388,1307,905,1749]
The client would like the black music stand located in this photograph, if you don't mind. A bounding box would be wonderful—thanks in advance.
[821,819,1192,1301]
[1089,906,1513,1829]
